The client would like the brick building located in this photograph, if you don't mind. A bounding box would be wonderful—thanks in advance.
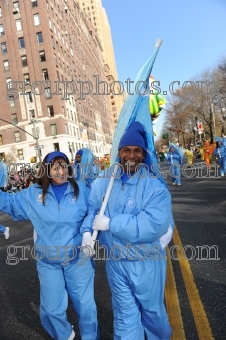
[78,0,125,129]
[0,0,113,164]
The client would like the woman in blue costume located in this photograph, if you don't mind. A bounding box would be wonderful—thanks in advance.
[0,151,99,340]
[166,144,183,185]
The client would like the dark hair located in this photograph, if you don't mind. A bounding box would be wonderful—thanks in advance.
[36,154,79,204]
[216,141,221,147]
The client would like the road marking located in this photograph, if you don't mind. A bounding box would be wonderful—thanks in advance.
[165,247,186,339]
[173,226,214,339]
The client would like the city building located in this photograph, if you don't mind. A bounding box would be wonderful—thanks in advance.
[78,0,125,128]
[0,0,114,164]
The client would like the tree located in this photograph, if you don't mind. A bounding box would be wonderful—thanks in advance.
[4,146,17,163]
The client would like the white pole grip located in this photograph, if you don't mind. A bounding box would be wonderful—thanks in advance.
[90,163,119,250]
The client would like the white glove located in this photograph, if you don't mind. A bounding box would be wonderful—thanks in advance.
[81,231,93,256]
[92,215,110,231]
[160,225,173,250]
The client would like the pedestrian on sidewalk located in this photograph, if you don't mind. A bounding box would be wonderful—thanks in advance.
[0,151,99,340]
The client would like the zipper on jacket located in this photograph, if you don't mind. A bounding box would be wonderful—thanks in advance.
[58,204,60,211]
[122,183,124,191]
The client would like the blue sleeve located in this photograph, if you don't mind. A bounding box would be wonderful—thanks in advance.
[0,189,29,221]
[173,154,180,160]
[80,182,100,235]
[109,186,172,244]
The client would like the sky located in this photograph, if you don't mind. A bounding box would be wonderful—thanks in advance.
[101,0,226,139]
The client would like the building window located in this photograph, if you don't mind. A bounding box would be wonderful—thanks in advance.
[65,124,68,135]
[26,91,33,103]
[33,13,40,26]
[45,87,51,98]
[31,0,38,8]
[53,142,59,151]
[24,73,30,84]
[11,113,18,124]
[42,68,49,80]
[50,124,57,135]
[18,37,25,49]
[18,149,24,160]
[0,24,5,36]
[9,96,15,107]
[47,105,54,117]
[36,32,43,44]
[15,19,22,31]
[15,131,21,142]
[1,42,7,54]
[38,51,45,62]
[0,135,3,146]
[29,109,35,120]
[51,36,55,48]
[21,55,28,67]
[3,60,10,71]
[6,78,12,89]
[0,7,2,18]
[13,2,19,12]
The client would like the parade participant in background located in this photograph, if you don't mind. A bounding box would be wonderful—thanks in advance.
[0,159,7,191]
[0,224,9,239]
[213,140,226,176]
[81,122,173,340]
[74,148,99,188]
[184,145,194,165]
[0,151,99,340]
[158,149,165,162]
[199,144,204,160]
[166,144,183,185]
[203,140,214,169]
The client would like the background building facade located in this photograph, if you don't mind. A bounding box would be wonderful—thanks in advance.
[0,0,113,164]
[78,0,125,128]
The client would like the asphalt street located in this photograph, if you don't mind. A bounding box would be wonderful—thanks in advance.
[0,159,225,339]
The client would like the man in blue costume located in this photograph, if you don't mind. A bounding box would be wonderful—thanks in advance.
[81,122,173,340]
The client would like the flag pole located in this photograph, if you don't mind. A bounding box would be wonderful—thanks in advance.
[90,39,163,251]
[90,163,119,250]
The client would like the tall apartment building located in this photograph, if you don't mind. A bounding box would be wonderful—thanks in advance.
[78,0,125,128]
[0,0,114,164]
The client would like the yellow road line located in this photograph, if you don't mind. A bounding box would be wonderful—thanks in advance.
[173,226,214,339]
[165,247,186,339]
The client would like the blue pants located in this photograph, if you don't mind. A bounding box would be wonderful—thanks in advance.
[169,164,181,184]
[218,157,226,176]
[106,258,172,340]
[0,225,6,233]
[37,258,99,340]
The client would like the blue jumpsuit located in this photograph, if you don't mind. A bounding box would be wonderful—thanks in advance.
[213,145,226,176]
[81,166,172,339]
[166,152,182,185]
[0,182,99,340]
[0,161,7,188]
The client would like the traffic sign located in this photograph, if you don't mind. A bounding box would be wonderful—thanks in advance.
[34,145,44,150]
